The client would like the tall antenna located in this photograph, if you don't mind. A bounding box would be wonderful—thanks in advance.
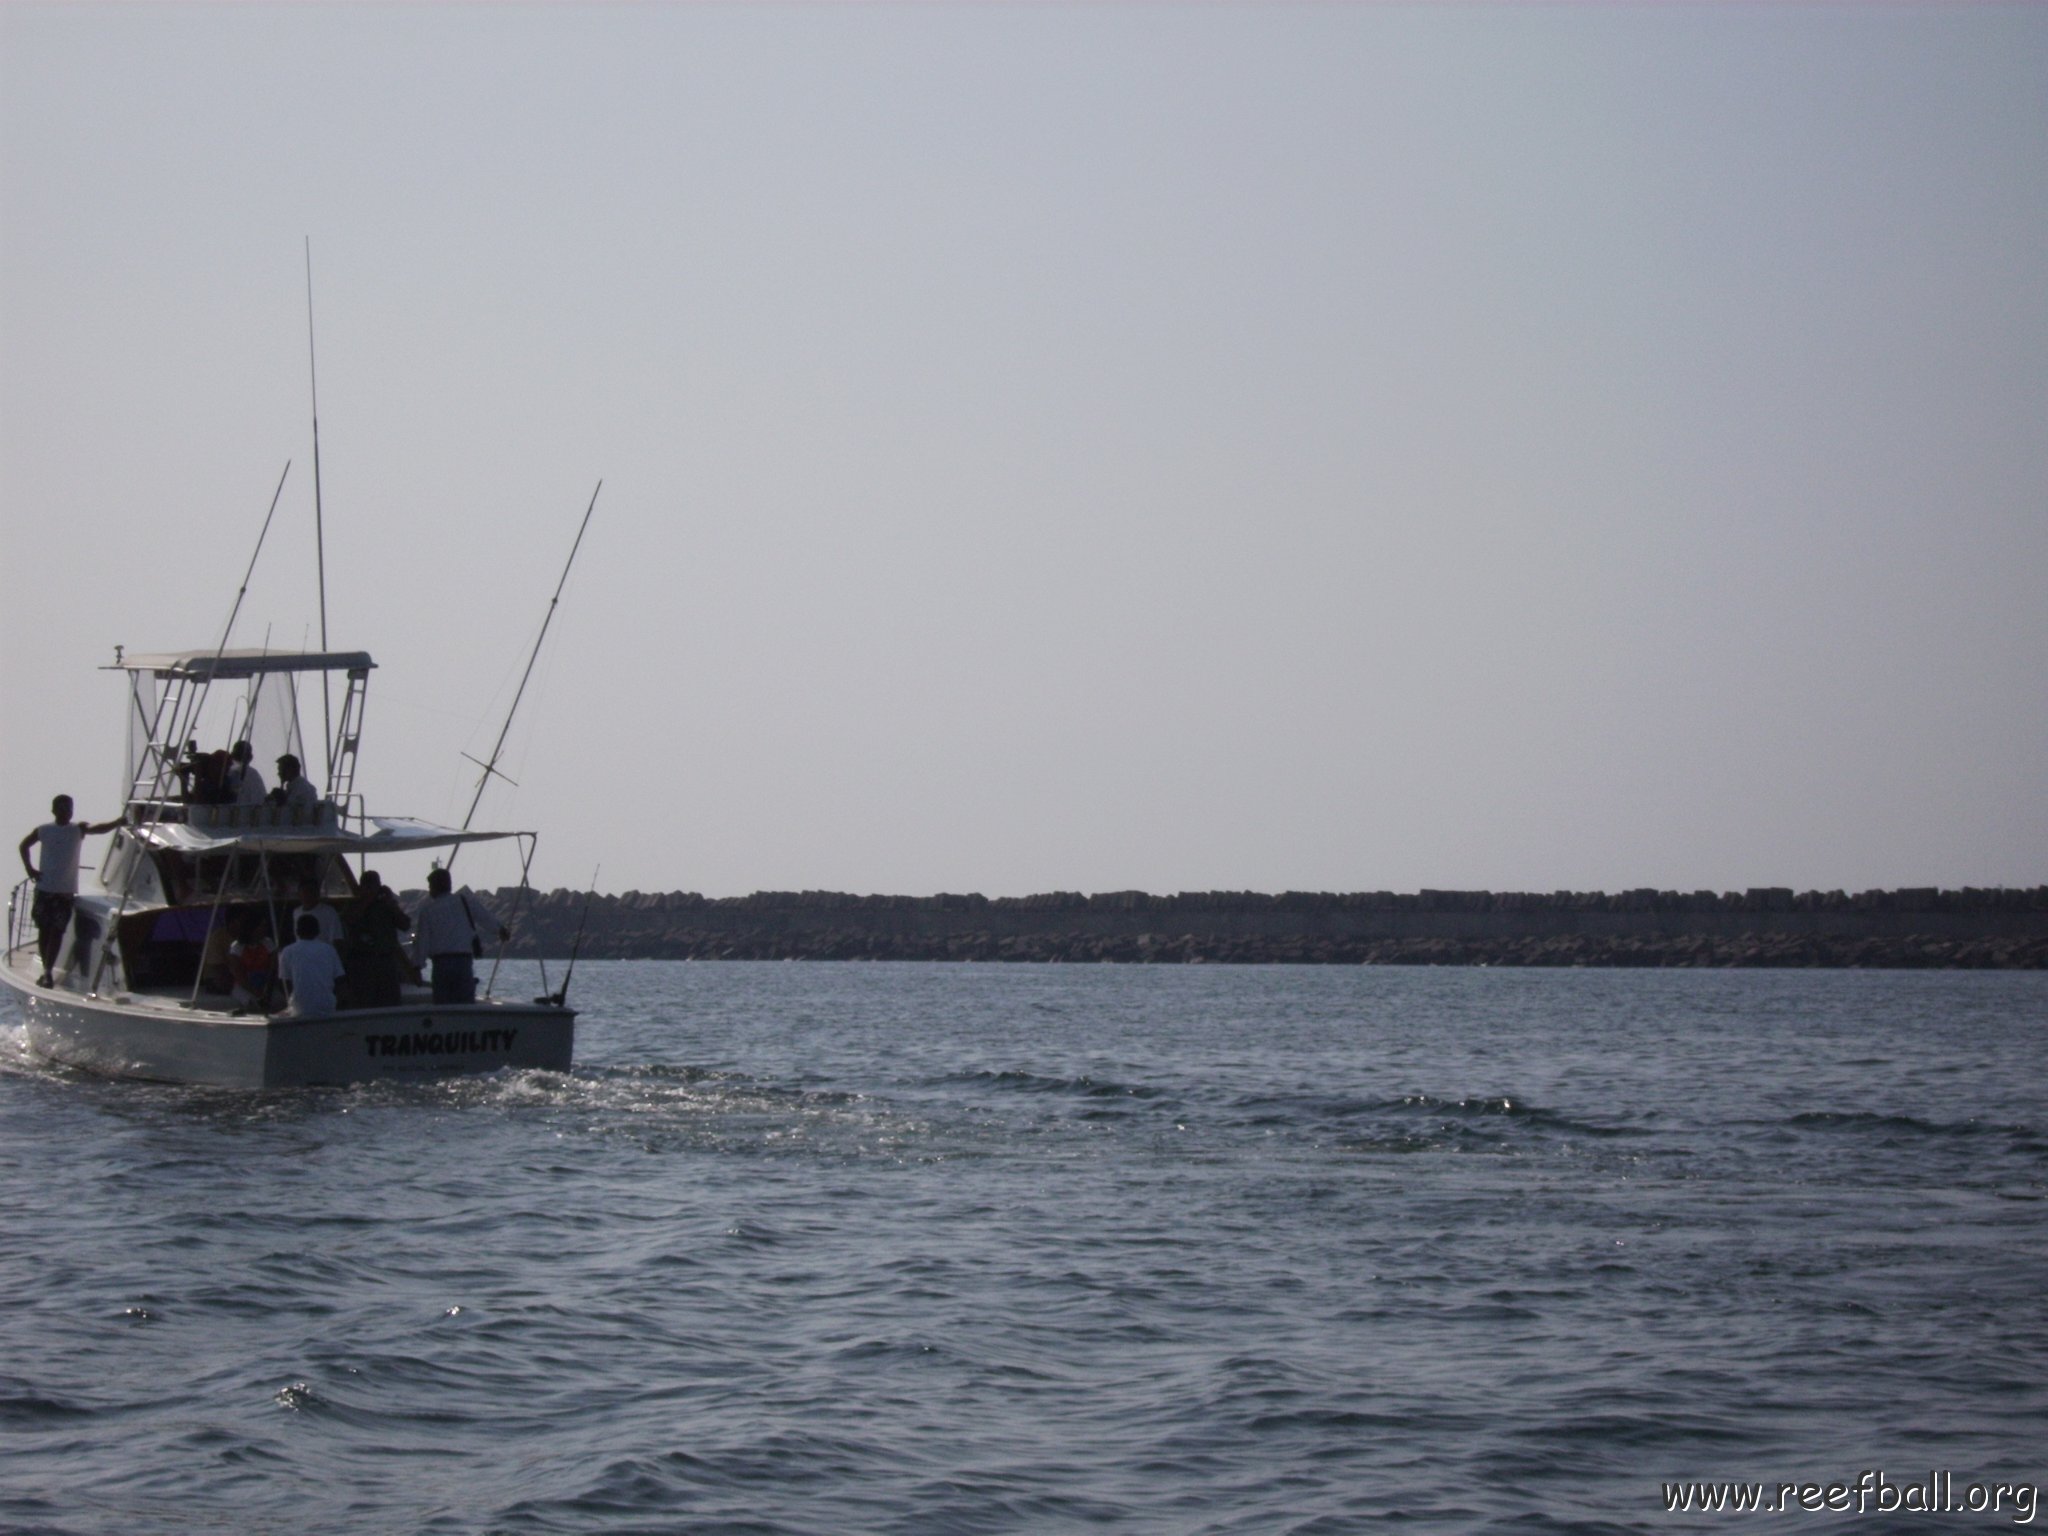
[305,237,335,788]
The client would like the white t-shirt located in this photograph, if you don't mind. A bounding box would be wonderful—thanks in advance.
[277,776,319,815]
[411,889,500,959]
[277,938,345,1017]
[293,902,344,945]
[229,763,268,805]
[32,822,86,894]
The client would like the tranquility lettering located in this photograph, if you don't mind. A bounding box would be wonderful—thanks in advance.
[364,1028,519,1059]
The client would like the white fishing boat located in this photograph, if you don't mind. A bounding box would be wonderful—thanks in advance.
[3,645,575,1086]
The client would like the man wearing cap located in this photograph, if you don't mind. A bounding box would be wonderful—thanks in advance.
[17,794,124,987]
[268,753,319,818]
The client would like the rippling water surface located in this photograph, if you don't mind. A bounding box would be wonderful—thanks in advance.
[3,963,2043,1534]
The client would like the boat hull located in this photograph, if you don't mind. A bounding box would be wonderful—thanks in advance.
[2,963,573,1088]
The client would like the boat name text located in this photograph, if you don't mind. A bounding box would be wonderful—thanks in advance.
[363,1028,519,1059]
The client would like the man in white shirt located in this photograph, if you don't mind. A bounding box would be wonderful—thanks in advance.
[17,794,123,987]
[224,741,267,806]
[270,754,320,818]
[410,867,510,1004]
[275,913,345,1018]
[292,878,344,946]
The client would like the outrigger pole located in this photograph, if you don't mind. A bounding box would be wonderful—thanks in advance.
[205,462,294,756]
[211,463,293,675]
[305,237,335,789]
[446,479,603,868]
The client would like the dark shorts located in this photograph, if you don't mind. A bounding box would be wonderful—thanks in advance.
[430,952,477,1005]
[344,950,405,1010]
[31,891,75,937]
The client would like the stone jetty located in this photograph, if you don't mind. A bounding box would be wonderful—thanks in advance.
[456,886,2048,967]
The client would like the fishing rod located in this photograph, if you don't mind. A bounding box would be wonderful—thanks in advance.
[536,868,599,1008]
[446,479,602,869]
[482,832,544,1002]
[156,462,292,791]
[187,461,294,791]
[305,237,335,789]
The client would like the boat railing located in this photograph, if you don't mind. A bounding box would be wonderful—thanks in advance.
[185,801,344,834]
[6,877,31,962]
[334,792,367,841]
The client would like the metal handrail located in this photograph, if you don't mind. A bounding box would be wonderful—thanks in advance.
[6,877,32,962]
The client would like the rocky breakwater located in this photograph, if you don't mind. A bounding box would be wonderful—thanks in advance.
[479,886,2048,967]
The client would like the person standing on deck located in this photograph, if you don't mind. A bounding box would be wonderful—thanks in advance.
[410,868,509,1004]
[17,795,123,988]
[343,869,411,1009]
[292,877,344,946]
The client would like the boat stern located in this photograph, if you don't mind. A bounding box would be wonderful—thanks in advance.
[261,1001,576,1086]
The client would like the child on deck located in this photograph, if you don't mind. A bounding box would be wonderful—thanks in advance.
[229,916,277,1015]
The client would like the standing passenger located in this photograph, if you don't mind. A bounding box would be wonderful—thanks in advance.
[292,878,344,946]
[17,795,123,988]
[410,868,509,1004]
[344,870,412,1008]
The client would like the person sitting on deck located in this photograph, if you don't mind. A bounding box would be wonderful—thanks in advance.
[410,868,508,1005]
[198,913,237,995]
[275,913,344,1020]
[175,741,231,805]
[228,915,276,1015]
[223,742,267,807]
[268,755,319,819]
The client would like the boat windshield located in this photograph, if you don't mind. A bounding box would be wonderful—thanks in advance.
[172,849,355,906]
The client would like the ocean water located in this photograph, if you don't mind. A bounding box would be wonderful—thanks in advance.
[1,962,2043,1535]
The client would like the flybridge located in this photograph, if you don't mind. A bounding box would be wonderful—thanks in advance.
[110,648,376,680]
[115,644,374,817]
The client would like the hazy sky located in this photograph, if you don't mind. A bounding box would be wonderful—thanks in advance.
[2,3,2043,900]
